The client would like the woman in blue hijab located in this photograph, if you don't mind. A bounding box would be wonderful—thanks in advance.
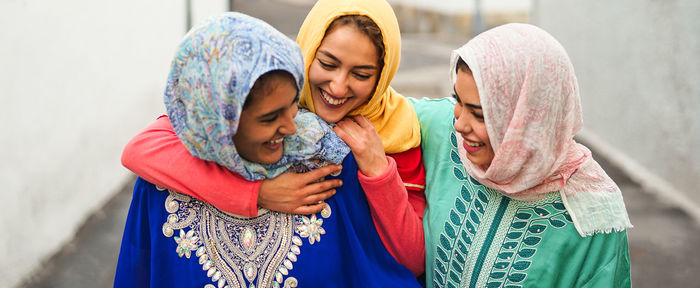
[114,12,419,288]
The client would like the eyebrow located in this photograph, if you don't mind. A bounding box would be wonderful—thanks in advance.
[257,95,299,119]
[452,86,482,110]
[466,103,482,110]
[318,51,378,70]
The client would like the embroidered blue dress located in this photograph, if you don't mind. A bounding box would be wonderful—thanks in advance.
[114,154,420,288]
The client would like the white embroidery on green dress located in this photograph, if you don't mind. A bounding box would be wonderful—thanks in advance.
[159,186,330,288]
[475,193,570,288]
[432,132,573,288]
[432,131,492,288]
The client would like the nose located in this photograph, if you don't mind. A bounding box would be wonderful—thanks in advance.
[278,106,298,135]
[453,105,472,134]
[328,72,349,96]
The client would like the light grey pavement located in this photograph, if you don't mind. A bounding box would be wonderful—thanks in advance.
[19,0,700,287]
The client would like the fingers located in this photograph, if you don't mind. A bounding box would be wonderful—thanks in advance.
[336,116,378,143]
[306,189,336,203]
[290,188,336,214]
[308,177,343,193]
[299,165,344,183]
[335,117,360,134]
[334,119,366,151]
[258,167,343,215]
[292,202,326,215]
[351,115,374,129]
[298,178,340,203]
[333,125,351,145]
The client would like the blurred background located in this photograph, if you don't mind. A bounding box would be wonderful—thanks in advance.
[1,0,698,287]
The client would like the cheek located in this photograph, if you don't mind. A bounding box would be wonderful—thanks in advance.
[307,63,324,87]
[352,80,376,102]
[242,123,272,143]
[475,124,490,145]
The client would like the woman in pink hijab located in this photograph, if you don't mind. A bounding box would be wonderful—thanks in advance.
[408,23,632,287]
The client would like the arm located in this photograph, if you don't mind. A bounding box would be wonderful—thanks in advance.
[334,115,426,275]
[121,115,260,216]
[358,156,425,275]
[122,115,342,216]
[392,146,426,221]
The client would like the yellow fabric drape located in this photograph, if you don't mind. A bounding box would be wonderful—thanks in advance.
[296,0,421,154]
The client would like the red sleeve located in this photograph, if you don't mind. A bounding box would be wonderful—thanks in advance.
[121,115,260,217]
[393,147,427,221]
[358,155,425,276]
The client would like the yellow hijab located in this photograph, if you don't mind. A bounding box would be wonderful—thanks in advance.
[296,0,421,154]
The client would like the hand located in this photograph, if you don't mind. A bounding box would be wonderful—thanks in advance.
[333,115,388,177]
[257,164,343,214]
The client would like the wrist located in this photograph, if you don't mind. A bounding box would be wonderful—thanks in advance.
[358,156,396,184]
[360,156,390,178]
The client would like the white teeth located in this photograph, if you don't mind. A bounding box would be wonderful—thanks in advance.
[269,138,283,144]
[464,140,483,147]
[321,90,348,105]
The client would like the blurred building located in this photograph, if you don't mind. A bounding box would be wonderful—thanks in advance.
[532,0,700,222]
[389,0,531,36]
[391,0,700,224]
[0,0,229,287]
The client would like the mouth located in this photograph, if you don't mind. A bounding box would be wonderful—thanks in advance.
[263,137,284,150]
[267,137,284,145]
[463,139,484,147]
[462,138,485,153]
[319,89,348,107]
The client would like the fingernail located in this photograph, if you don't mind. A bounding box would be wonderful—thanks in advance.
[331,166,342,177]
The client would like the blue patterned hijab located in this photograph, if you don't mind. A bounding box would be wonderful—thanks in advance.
[164,12,349,181]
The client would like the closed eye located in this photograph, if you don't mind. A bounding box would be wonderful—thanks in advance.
[260,114,278,123]
[352,72,371,80]
[259,98,297,124]
[318,59,336,69]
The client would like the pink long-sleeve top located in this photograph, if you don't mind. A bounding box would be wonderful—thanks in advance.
[121,115,426,274]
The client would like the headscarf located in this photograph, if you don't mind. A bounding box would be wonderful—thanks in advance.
[165,12,350,181]
[296,0,421,154]
[450,23,631,236]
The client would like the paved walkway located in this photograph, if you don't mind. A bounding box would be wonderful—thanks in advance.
[19,1,700,287]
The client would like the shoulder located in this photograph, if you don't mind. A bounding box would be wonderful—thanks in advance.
[407,97,456,117]
[407,98,456,144]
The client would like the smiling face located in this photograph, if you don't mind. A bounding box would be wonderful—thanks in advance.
[233,71,299,164]
[453,64,495,169]
[307,23,381,123]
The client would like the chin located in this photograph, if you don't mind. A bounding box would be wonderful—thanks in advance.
[319,113,341,124]
[266,153,285,165]
[314,106,340,123]
[466,156,485,168]
[261,158,282,165]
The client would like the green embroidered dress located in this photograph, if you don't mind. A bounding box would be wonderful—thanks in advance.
[413,98,631,288]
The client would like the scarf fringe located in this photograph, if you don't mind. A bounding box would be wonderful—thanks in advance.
[560,190,633,238]
[578,224,634,237]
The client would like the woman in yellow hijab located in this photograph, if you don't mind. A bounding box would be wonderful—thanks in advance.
[297,0,420,153]
[121,0,427,275]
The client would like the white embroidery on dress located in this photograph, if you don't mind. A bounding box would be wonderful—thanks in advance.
[162,190,331,288]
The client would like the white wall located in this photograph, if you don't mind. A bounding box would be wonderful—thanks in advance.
[532,1,700,219]
[0,0,225,286]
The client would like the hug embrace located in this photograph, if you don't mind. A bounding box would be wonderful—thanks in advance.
[115,0,632,287]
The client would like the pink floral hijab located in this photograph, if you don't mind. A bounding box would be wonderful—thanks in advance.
[451,23,631,236]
